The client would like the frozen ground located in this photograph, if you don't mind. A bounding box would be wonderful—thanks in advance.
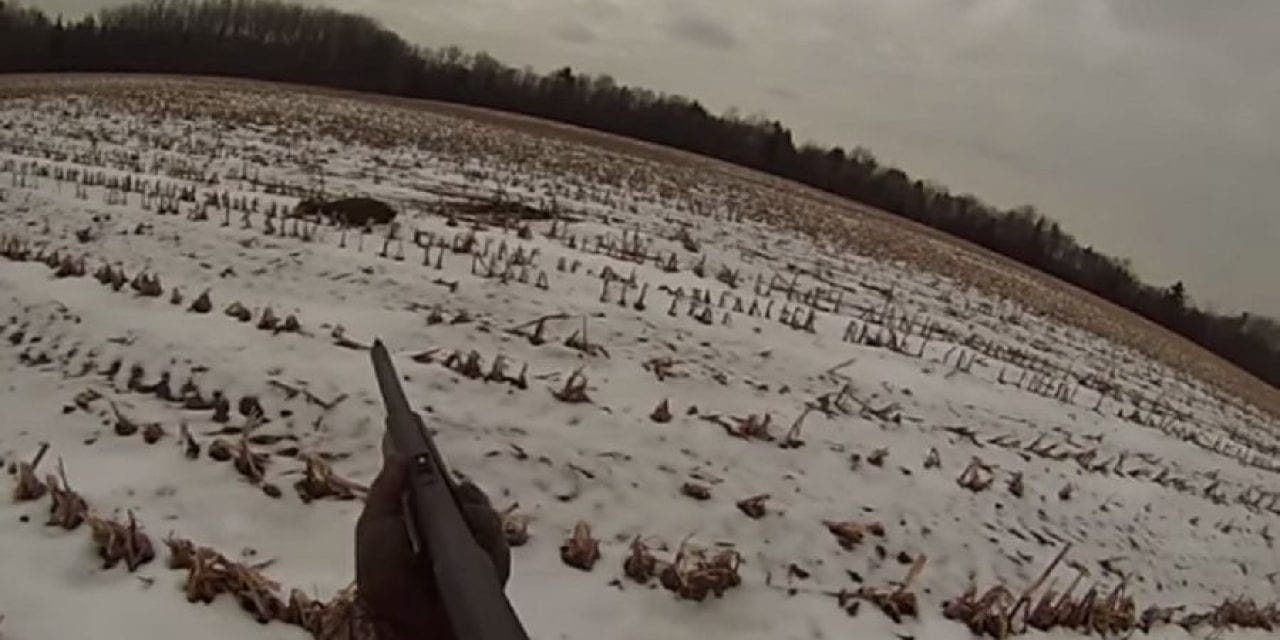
[1,76,1278,639]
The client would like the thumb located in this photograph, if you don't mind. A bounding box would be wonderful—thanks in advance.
[363,454,409,518]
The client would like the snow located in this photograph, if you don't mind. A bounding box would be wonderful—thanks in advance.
[0,76,1278,640]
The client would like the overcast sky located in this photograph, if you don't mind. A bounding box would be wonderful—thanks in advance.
[39,0,1280,316]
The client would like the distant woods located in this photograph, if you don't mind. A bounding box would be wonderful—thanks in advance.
[2,0,1277,388]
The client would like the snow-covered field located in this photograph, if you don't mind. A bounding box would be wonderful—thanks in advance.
[1,76,1278,639]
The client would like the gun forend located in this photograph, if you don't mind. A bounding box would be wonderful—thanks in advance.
[370,339,530,640]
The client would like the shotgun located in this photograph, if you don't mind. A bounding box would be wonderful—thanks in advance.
[370,339,529,640]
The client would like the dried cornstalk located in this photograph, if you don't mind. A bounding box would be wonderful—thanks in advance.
[681,482,711,500]
[924,447,941,469]
[179,422,200,459]
[500,504,530,547]
[208,437,233,461]
[284,588,328,633]
[225,301,252,322]
[143,422,166,444]
[444,350,484,379]
[46,458,89,530]
[736,494,769,519]
[88,511,155,572]
[294,454,368,503]
[180,545,234,603]
[564,317,608,358]
[724,413,773,441]
[73,388,102,411]
[279,314,301,334]
[1007,471,1025,498]
[13,442,50,501]
[867,447,889,466]
[311,584,377,639]
[623,536,660,583]
[1008,543,1072,625]
[641,357,686,381]
[950,545,1077,638]
[551,368,591,404]
[658,539,742,601]
[228,561,286,623]
[857,554,926,622]
[650,399,672,423]
[189,289,212,313]
[823,520,885,550]
[944,584,1016,638]
[232,437,269,483]
[165,534,198,570]
[1058,483,1074,501]
[560,521,601,571]
[257,306,279,331]
[167,535,291,624]
[780,408,810,449]
[957,457,996,492]
[484,354,509,383]
[110,401,140,436]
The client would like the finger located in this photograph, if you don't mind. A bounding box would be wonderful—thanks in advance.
[455,481,509,582]
[356,516,416,593]
[454,480,493,509]
[356,516,440,630]
[463,502,510,584]
[361,453,408,520]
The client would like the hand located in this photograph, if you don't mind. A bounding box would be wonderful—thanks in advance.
[356,454,509,640]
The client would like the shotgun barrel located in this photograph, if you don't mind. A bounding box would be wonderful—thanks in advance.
[371,339,529,640]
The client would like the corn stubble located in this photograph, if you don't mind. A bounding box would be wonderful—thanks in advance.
[500,504,531,547]
[6,82,1280,640]
[846,554,926,623]
[294,454,368,503]
[736,494,770,519]
[823,519,886,550]
[167,535,376,637]
[46,459,88,530]
[560,521,601,571]
[12,442,50,501]
[88,511,155,572]
[624,536,743,602]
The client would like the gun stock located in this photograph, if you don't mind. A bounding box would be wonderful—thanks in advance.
[371,340,529,640]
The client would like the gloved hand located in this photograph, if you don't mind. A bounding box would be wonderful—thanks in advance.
[356,454,509,640]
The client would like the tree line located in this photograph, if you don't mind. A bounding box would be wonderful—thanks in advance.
[2,0,1277,388]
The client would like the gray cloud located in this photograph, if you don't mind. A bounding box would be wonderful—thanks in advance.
[553,21,597,44]
[663,12,738,50]
[32,0,1280,316]
[765,86,797,102]
[579,0,622,21]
